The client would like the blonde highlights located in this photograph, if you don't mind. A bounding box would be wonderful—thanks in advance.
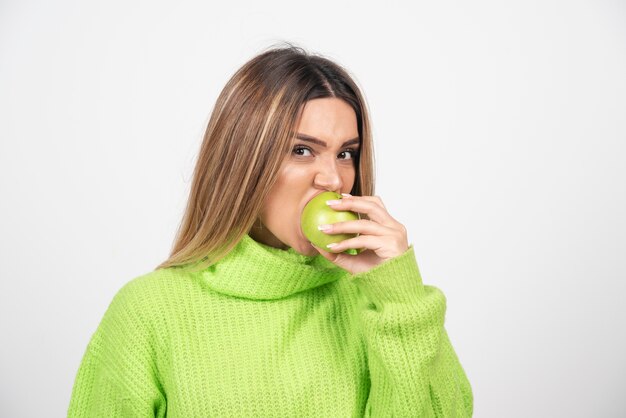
[155,44,375,272]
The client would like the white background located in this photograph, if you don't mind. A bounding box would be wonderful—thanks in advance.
[1,0,625,416]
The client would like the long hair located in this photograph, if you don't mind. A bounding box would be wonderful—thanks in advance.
[155,43,376,272]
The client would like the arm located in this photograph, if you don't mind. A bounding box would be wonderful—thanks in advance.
[350,245,473,417]
[67,280,166,417]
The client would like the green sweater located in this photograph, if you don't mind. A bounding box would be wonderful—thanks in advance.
[67,234,473,417]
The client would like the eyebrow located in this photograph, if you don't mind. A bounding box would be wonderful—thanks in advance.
[295,133,360,148]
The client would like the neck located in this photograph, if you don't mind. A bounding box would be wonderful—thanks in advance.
[249,223,288,250]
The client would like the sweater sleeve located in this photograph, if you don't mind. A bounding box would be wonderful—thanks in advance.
[349,245,474,417]
[67,280,167,417]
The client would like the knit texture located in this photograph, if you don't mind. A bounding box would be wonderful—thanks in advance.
[67,234,473,417]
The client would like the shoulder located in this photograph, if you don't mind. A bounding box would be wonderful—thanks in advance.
[103,266,198,324]
[115,266,187,298]
[88,266,200,353]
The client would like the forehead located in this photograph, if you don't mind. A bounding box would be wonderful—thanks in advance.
[296,98,358,142]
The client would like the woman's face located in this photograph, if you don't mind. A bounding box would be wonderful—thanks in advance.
[250,97,360,256]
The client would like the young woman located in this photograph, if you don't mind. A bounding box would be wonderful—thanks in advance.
[68,44,474,417]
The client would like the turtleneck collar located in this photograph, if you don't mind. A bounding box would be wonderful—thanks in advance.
[199,234,349,300]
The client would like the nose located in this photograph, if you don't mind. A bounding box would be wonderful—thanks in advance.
[313,158,343,193]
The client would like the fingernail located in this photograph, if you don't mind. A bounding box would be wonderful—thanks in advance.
[326,243,337,248]
[341,193,352,197]
[317,224,332,232]
[326,200,341,206]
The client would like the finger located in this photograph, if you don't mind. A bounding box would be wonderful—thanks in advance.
[319,219,395,236]
[328,235,407,259]
[326,197,397,227]
[311,243,340,262]
[344,194,387,210]
[326,234,382,253]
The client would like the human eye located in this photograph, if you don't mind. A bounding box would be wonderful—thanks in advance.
[339,148,359,160]
[292,145,313,157]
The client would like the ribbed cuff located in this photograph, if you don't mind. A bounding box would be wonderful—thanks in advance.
[348,245,425,305]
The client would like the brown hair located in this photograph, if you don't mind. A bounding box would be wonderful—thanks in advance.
[155,43,376,272]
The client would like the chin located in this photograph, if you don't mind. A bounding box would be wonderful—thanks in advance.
[301,246,318,257]
[291,237,317,256]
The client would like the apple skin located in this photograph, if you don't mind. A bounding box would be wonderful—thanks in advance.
[301,191,360,254]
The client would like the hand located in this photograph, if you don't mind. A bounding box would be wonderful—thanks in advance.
[311,194,409,275]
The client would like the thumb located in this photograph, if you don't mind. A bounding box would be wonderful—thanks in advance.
[311,243,350,269]
[310,243,335,260]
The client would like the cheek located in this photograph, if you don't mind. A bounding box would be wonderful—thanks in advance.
[277,165,313,193]
[262,169,306,219]
[343,166,357,188]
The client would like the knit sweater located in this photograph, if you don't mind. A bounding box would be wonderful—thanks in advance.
[67,233,473,417]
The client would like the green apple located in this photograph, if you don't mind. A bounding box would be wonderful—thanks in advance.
[301,191,360,255]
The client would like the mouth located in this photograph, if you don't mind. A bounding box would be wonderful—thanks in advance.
[300,191,328,213]
[299,191,327,243]
[304,191,331,206]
